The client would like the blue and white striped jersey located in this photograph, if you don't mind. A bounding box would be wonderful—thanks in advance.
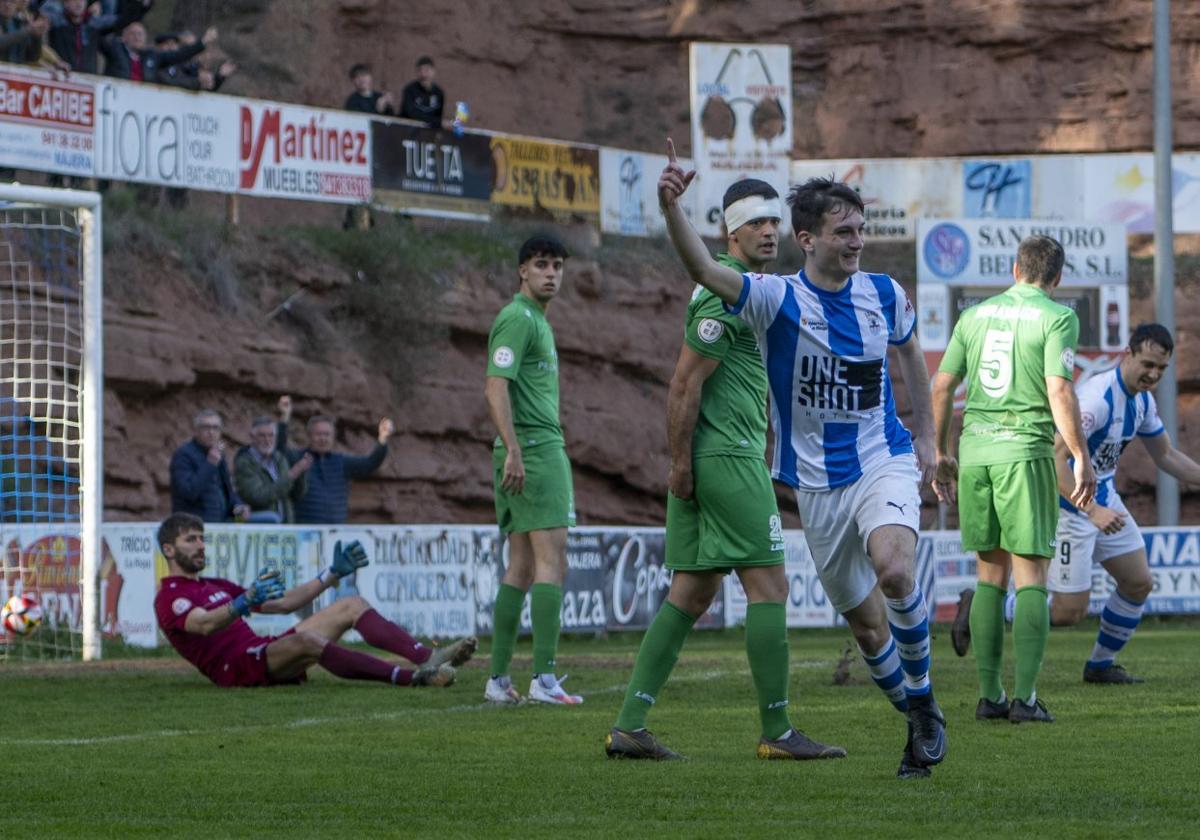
[1062,365,1164,512]
[725,269,916,491]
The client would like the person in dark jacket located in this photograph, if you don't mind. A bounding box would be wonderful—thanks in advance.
[399,55,444,128]
[170,409,249,523]
[100,20,209,81]
[344,63,394,115]
[234,416,312,524]
[46,0,149,74]
[275,396,392,525]
[1,1,47,64]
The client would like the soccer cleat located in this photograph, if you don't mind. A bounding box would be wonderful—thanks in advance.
[605,727,683,761]
[1083,663,1144,685]
[1009,697,1055,723]
[756,729,847,761]
[411,662,456,687]
[484,675,524,704]
[975,693,1010,721]
[897,722,932,780]
[906,693,947,766]
[427,636,478,669]
[529,673,584,705]
[951,588,973,656]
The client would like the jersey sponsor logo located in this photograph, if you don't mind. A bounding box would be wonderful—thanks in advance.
[492,346,515,368]
[1061,348,1075,371]
[794,356,882,412]
[800,314,828,331]
[697,318,724,343]
[1093,440,1129,474]
[171,597,192,616]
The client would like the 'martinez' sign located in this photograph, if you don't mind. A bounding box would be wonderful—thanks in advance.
[0,69,94,176]
[238,102,371,203]
[916,218,1127,288]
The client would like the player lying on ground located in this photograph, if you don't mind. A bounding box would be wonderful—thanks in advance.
[607,178,845,762]
[956,324,1200,685]
[656,140,945,779]
[154,512,477,688]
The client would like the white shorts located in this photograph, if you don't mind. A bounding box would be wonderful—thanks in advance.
[1049,496,1145,594]
[794,455,921,614]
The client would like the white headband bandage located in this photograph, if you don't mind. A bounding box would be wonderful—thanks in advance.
[724,195,783,233]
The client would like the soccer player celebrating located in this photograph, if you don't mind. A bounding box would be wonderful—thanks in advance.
[154,513,476,688]
[932,235,1096,724]
[1047,324,1199,683]
[606,179,846,762]
[657,141,945,779]
[483,235,581,705]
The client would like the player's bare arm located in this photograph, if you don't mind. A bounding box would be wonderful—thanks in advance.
[485,375,525,493]
[182,602,244,636]
[658,138,743,304]
[1142,431,1200,485]
[930,370,960,504]
[666,345,721,500]
[1047,376,1096,508]
[1053,433,1125,534]
[893,333,937,489]
[255,577,325,614]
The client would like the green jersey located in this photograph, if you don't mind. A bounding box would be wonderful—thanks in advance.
[685,252,768,459]
[486,292,563,451]
[939,283,1078,466]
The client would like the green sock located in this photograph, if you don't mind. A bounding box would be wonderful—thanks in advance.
[489,583,525,677]
[969,582,1006,702]
[1013,585,1050,702]
[530,582,563,675]
[746,601,791,740]
[614,601,697,731]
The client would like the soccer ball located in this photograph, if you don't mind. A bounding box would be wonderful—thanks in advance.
[1,595,43,636]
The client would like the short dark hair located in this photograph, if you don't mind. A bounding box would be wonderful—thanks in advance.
[155,32,179,45]
[518,235,569,266]
[251,415,275,431]
[786,176,865,234]
[1129,322,1174,355]
[157,513,204,553]
[416,56,434,68]
[306,414,336,431]
[349,63,370,79]
[722,179,779,210]
[1015,235,1065,286]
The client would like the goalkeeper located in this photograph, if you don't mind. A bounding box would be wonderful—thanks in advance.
[154,513,477,688]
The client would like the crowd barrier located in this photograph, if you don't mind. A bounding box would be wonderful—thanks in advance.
[2,522,1198,646]
[4,63,1200,239]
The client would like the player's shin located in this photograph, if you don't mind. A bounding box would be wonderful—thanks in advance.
[1013,585,1050,702]
[615,601,697,731]
[745,601,791,740]
[489,583,525,678]
[1087,590,1146,670]
[859,639,908,712]
[885,585,932,697]
[318,643,406,684]
[355,608,430,663]
[970,582,1007,702]
[530,582,563,676]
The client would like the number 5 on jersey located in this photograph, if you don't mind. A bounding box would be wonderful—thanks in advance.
[979,329,1014,398]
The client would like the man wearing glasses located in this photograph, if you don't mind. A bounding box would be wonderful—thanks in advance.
[169,409,250,523]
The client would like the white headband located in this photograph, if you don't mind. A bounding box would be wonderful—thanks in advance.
[724,195,783,233]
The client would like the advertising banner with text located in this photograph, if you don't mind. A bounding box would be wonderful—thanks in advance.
[236,101,371,203]
[600,147,699,237]
[371,121,492,221]
[690,43,792,238]
[489,134,600,223]
[0,68,94,176]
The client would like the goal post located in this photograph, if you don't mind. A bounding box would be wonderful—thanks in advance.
[0,183,102,661]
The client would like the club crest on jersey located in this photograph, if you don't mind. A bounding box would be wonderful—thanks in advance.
[697,318,724,343]
[172,597,192,616]
[1061,348,1075,371]
[867,314,884,335]
[492,346,515,368]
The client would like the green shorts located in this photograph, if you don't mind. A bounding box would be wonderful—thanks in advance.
[959,458,1058,559]
[666,455,785,572]
[493,444,576,534]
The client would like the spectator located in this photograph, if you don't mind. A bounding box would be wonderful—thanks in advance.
[233,416,312,524]
[1,1,46,64]
[46,0,150,74]
[275,395,392,525]
[154,29,236,92]
[344,63,394,115]
[169,409,249,523]
[100,21,209,81]
[400,55,444,128]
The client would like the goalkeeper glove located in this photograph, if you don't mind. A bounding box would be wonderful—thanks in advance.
[230,567,286,617]
[320,540,369,584]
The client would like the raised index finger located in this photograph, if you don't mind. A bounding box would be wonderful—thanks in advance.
[666,138,677,164]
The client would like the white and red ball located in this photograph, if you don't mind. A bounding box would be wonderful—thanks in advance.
[1,595,43,636]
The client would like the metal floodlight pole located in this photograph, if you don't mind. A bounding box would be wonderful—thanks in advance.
[1153,0,1179,526]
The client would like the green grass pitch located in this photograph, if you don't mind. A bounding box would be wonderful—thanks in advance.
[3,622,1198,838]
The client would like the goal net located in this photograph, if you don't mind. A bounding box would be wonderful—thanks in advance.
[0,184,102,662]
